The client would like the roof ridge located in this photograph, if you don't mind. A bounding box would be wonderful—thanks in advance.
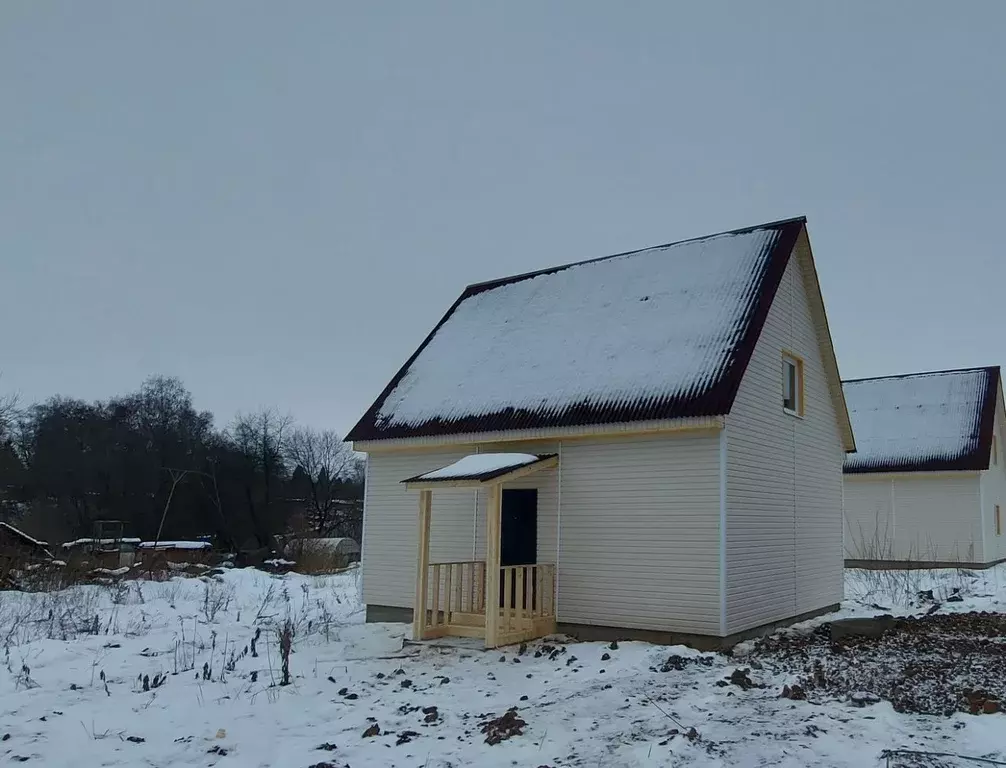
[842,365,999,385]
[464,215,807,295]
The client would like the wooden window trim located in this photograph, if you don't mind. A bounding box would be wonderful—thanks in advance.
[782,351,805,418]
[993,437,998,466]
[996,504,1002,537]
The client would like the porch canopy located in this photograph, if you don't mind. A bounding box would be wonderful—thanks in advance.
[403,452,558,489]
[401,453,558,648]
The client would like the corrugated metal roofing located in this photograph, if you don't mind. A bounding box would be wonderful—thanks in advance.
[842,367,1000,474]
[347,217,806,442]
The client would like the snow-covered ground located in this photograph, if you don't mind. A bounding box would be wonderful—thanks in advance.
[1,565,1004,767]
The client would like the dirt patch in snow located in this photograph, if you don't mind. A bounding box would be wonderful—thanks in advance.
[750,612,1006,716]
[479,708,527,745]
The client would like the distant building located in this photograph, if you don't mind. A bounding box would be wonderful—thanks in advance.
[843,366,1005,568]
[0,521,53,562]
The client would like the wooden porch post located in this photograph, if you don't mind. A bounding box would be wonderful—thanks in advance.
[484,483,502,648]
[412,489,432,641]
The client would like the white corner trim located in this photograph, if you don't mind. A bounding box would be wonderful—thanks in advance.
[472,445,480,560]
[718,428,727,637]
[360,454,371,602]
[978,470,986,562]
[556,440,563,619]
[889,478,897,544]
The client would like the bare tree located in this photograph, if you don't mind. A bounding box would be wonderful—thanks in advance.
[227,409,293,546]
[0,390,20,441]
[284,427,355,537]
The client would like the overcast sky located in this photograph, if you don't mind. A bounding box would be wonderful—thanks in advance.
[3,2,1005,434]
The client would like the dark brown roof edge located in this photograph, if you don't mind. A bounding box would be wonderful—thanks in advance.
[844,366,1000,474]
[844,455,990,474]
[974,366,999,469]
[400,454,558,484]
[346,217,806,443]
[704,219,804,417]
[842,365,998,385]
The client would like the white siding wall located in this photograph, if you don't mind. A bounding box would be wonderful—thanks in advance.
[844,473,983,562]
[725,246,846,635]
[362,449,475,608]
[557,432,721,635]
[363,432,722,635]
[842,476,894,558]
[976,387,1006,564]
[981,392,1006,563]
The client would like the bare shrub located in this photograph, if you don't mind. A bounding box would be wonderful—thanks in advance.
[287,545,341,574]
[202,580,234,623]
[847,517,980,607]
[156,579,183,609]
[278,619,293,686]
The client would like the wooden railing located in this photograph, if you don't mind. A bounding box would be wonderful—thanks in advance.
[498,563,555,637]
[427,560,486,632]
[420,560,556,644]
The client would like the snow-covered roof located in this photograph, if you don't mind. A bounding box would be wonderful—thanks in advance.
[348,218,810,442]
[137,541,212,550]
[62,537,142,549]
[403,453,556,485]
[0,521,51,552]
[843,367,1000,474]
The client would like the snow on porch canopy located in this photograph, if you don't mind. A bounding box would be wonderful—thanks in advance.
[401,453,558,488]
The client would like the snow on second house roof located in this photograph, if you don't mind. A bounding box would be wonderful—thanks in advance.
[138,541,212,550]
[349,218,806,442]
[409,453,544,483]
[843,367,999,473]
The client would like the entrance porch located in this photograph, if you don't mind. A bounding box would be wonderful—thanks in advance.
[402,453,559,649]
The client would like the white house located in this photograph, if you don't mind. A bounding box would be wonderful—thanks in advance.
[843,366,1006,568]
[347,216,855,648]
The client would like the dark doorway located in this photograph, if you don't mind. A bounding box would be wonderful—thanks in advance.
[500,489,537,610]
[501,489,537,566]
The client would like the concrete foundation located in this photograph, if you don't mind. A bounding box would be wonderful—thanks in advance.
[845,558,1005,571]
[364,603,841,651]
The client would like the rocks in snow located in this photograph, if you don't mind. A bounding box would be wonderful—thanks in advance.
[963,689,1002,715]
[781,684,807,701]
[479,708,526,746]
[829,616,896,642]
[655,655,714,674]
[396,730,421,745]
[849,691,881,708]
[719,668,763,691]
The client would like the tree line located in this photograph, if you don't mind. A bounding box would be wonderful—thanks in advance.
[0,376,363,551]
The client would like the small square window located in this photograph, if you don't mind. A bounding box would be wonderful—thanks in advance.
[782,353,804,416]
